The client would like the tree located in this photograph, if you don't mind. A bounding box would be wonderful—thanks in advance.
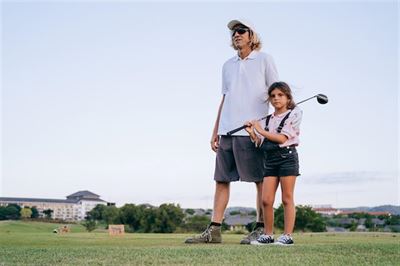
[43,209,53,219]
[184,209,195,215]
[31,207,39,218]
[86,204,107,221]
[82,220,97,232]
[229,211,241,216]
[385,215,400,226]
[365,217,374,229]
[153,204,184,233]
[103,206,121,225]
[295,205,326,232]
[139,207,158,233]
[20,207,32,219]
[274,204,326,232]
[120,204,144,232]
[249,210,257,216]
[182,215,210,232]
[0,204,21,220]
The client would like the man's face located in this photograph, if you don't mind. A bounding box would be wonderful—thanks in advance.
[232,24,251,49]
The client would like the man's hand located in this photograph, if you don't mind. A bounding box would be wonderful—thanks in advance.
[210,133,219,152]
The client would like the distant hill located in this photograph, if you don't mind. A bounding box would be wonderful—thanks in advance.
[187,205,400,216]
[339,205,400,215]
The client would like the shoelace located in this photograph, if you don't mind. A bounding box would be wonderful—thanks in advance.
[247,227,263,238]
[258,234,273,243]
[199,226,213,242]
[277,234,291,243]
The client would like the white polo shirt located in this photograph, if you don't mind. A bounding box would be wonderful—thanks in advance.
[218,50,279,136]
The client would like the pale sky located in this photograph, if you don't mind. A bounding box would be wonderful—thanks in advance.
[1,0,399,209]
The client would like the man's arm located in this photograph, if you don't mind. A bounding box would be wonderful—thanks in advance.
[211,95,225,152]
[265,54,279,87]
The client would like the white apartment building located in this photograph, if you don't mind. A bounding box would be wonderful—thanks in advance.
[0,190,108,221]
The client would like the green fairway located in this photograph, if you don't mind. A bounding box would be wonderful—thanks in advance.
[0,221,399,265]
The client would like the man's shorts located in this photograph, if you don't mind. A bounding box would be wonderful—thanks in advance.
[214,136,264,183]
[263,146,300,177]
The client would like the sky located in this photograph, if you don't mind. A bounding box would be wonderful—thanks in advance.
[1,0,399,209]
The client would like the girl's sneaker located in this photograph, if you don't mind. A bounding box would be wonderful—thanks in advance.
[275,234,294,246]
[250,234,274,245]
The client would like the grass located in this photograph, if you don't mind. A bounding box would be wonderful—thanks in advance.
[0,221,399,265]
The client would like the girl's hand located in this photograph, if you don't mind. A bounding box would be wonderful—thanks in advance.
[244,121,253,134]
[251,120,263,132]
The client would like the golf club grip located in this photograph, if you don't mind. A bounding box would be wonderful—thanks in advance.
[226,125,248,136]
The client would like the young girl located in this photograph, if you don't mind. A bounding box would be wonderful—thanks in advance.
[245,81,302,246]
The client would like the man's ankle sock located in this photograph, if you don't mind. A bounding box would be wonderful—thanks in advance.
[210,222,221,227]
[255,222,264,229]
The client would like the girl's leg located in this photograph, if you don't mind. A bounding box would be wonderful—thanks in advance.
[262,176,279,235]
[280,176,297,235]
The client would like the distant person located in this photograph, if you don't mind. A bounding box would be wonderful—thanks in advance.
[185,19,279,244]
[245,82,302,246]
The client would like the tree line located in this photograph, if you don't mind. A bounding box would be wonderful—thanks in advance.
[85,203,185,233]
[0,204,53,220]
[1,202,329,233]
[85,203,327,233]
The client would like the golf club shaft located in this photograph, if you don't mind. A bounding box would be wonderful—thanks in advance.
[226,94,319,136]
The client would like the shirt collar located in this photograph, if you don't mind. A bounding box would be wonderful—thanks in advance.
[272,109,291,118]
[234,50,258,61]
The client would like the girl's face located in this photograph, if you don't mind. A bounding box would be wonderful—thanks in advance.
[269,88,289,110]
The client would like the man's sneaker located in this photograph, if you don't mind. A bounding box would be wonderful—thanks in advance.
[240,226,264,244]
[184,225,222,244]
[275,234,294,246]
[250,234,274,245]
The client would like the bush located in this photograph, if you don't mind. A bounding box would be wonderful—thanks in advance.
[181,215,209,232]
[82,220,97,232]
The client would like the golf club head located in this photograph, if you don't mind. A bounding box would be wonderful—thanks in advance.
[316,94,328,104]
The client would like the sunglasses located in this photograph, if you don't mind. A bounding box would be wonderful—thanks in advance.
[231,27,250,36]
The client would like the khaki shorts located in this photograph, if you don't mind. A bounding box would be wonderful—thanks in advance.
[214,136,264,183]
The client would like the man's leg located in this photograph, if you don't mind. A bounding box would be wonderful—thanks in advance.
[184,182,229,244]
[185,136,235,244]
[212,181,230,223]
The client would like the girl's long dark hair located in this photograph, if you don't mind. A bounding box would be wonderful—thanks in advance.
[267,82,296,109]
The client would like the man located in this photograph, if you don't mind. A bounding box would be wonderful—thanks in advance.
[185,19,279,244]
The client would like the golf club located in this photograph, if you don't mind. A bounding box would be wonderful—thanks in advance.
[226,93,328,136]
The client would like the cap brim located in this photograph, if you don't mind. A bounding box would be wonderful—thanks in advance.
[227,20,243,30]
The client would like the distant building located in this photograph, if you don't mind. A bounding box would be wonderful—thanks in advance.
[326,226,349,232]
[224,215,255,231]
[312,206,341,216]
[340,211,391,217]
[356,225,367,232]
[0,190,108,221]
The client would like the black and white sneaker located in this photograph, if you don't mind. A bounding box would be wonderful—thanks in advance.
[275,234,294,246]
[250,234,274,245]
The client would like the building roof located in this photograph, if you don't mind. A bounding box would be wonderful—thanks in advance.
[0,197,79,204]
[0,190,106,204]
[66,190,100,199]
[224,215,255,226]
[313,208,339,213]
[340,211,390,216]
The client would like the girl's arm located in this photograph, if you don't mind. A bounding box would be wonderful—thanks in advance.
[251,120,288,144]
